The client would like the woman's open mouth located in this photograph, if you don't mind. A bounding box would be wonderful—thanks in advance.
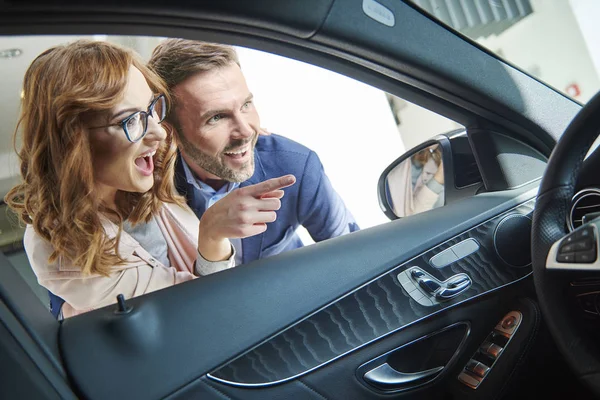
[134,149,156,176]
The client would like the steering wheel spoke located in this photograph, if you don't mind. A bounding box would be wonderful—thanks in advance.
[547,222,599,270]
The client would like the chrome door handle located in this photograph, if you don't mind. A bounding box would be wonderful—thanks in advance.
[363,363,444,390]
[446,274,470,288]
[409,268,471,302]
[436,279,471,300]
[417,277,441,294]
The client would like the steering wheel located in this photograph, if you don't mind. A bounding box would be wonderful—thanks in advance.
[532,91,600,395]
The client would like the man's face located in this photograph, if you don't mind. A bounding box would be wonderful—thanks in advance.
[172,62,260,182]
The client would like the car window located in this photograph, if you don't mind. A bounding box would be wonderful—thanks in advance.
[405,0,600,104]
[1,35,465,312]
[233,45,463,243]
[2,34,462,236]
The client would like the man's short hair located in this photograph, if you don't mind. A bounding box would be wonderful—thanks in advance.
[148,39,240,91]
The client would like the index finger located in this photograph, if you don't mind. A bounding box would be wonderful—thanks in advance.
[242,175,296,197]
[259,127,271,136]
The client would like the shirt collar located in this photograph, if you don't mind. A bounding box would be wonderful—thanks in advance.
[180,155,240,195]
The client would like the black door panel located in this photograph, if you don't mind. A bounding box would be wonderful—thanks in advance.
[54,184,538,400]
[0,253,76,400]
[193,290,538,400]
[299,292,540,400]
[208,200,533,386]
[167,376,326,400]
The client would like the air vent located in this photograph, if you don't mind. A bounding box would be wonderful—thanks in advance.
[568,189,600,231]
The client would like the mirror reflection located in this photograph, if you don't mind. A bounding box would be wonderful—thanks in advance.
[386,144,445,218]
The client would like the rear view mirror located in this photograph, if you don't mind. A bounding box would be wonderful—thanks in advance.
[378,139,447,220]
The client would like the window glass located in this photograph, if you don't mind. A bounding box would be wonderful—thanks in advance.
[2,34,462,234]
[234,46,462,238]
[406,0,600,103]
[1,35,464,313]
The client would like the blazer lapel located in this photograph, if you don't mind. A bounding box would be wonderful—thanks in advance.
[174,152,203,216]
[174,152,189,197]
[241,150,266,264]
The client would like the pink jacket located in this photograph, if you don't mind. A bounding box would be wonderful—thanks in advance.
[24,202,234,318]
[387,157,441,217]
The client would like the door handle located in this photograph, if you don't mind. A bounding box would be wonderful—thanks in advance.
[417,277,441,294]
[363,363,444,390]
[436,279,471,300]
[409,268,472,302]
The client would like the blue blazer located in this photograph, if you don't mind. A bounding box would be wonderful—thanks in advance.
[175,134,359,264]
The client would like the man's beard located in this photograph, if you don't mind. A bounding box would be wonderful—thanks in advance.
[179,132,258,183]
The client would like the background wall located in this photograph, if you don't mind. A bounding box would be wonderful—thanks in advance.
[476,0,600,103]
[235,47,404,241]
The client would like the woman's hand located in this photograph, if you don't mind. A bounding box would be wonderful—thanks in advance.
[197,175,296,261]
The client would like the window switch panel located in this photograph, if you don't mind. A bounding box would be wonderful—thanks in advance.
[458,311,522,389]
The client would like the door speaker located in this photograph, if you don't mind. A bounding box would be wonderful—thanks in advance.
[493,214,532,268]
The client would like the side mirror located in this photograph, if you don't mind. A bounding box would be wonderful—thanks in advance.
[378,139,447,220]
[378,131,484,220]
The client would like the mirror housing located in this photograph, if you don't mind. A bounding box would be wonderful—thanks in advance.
[378,130,483,220]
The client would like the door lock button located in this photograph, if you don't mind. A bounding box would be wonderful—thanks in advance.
[501,315,517,330]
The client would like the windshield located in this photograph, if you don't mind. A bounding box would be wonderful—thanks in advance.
[406,0,600,104]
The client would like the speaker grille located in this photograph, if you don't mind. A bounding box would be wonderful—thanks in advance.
[493,214,532,268]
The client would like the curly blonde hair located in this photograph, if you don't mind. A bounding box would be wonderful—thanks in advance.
[412,144,442,167]
[5,40,184,276]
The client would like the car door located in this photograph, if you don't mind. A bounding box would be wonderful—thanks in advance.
[0,1,589,399]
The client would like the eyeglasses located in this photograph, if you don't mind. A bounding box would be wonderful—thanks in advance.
[90,94,167,143]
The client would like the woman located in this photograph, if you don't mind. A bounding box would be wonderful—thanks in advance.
[387,144,445,217]
[6,40,292,318]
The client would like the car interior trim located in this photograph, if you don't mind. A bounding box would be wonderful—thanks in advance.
[457,311,523,389]
[429,238,480,268]
[208,199,535,387]
[357,321,471,393]
[208,270,531,388]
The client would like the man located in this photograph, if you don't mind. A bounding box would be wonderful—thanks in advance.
[148,39,359,265]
